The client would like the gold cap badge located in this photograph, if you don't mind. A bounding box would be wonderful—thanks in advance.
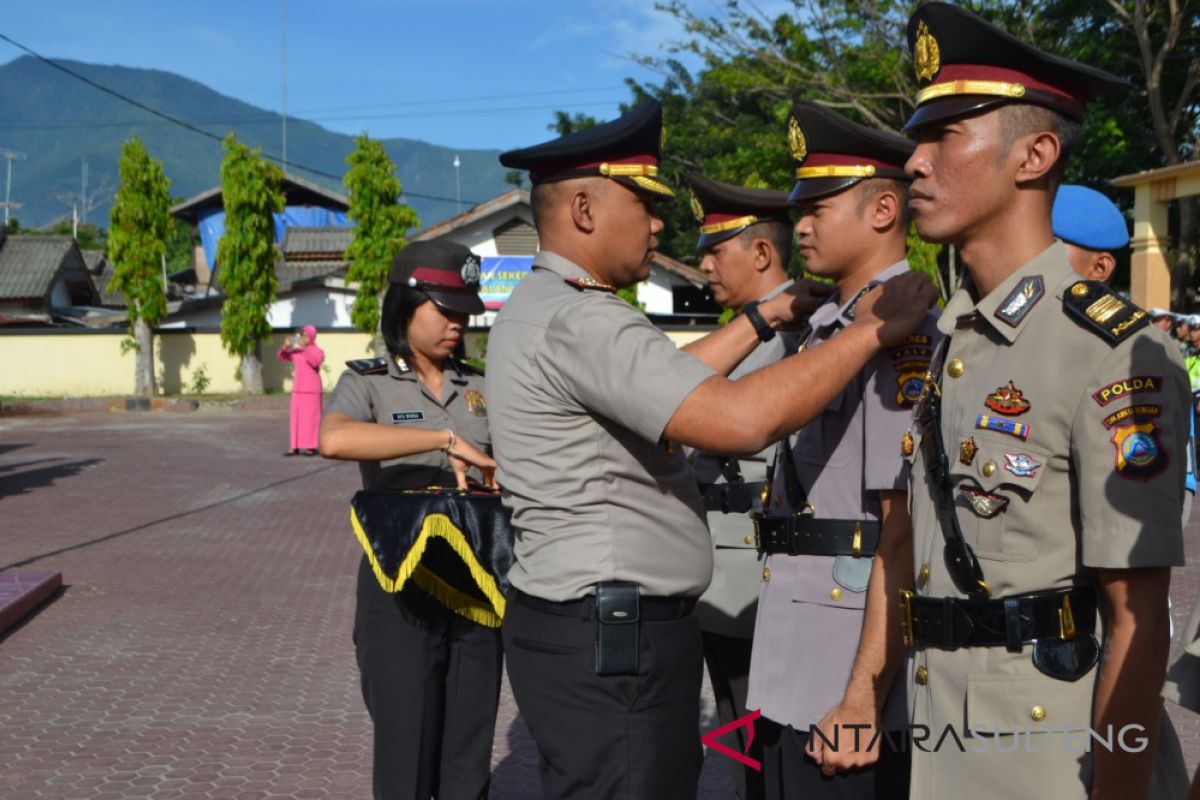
[787,116,807,163]
[689,191,704,223]
[914,20,941,83]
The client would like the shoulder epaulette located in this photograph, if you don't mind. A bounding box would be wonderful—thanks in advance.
[345,357,389,375]
[1062,280,1149,346]
[565,276,617,293]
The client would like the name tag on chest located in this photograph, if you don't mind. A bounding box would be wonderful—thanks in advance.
[391,411,424,423]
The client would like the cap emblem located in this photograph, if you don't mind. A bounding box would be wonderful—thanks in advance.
[460,256,481,286]
[689,191,704,223]
[787,116,808,163]
[914,20,941,83]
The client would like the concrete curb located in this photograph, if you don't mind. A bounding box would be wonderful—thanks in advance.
[0,395,294,416]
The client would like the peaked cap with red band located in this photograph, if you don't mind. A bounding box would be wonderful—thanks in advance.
[687,172,791,250]
[499,101,674,198]
[389,240,485,316]
[787,101,915,204]
[904,2,1129,132]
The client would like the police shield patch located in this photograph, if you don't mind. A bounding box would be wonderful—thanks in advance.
[1111,420,1167,479]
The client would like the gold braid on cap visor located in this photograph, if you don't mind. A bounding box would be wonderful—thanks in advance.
[599,162,675,197]
[916,80,1028,105]
[700,215,759,234]
[794,164,877,179]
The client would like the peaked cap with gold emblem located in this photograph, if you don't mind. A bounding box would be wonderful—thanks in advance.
[687,172,791,249]
[787,101,915,204]
[904,2,1129,131]
[499,101,674,197]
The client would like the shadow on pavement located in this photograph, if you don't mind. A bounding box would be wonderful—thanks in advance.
[1,462,342,570]
[0,459,102,500]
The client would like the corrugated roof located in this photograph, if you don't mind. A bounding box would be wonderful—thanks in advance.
[282,227,352,257]
[0,236,77,300]
[83,250,126,308]
[170,173,350,223]
[414,189,529,241]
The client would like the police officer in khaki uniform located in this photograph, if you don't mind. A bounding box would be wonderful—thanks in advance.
[320,240,500,800]
[486,100,939,800]
[749,101,939,800]
[812,6,1189,799]
[687,172,797,800]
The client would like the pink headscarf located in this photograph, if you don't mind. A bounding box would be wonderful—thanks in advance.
[302,325,317,343]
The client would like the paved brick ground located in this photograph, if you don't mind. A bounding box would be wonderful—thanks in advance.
[1,408,1197,798]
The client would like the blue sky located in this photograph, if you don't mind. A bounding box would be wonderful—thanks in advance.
[1,0,709,152]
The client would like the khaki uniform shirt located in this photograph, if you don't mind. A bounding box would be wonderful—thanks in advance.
[693,279,796,640]
[746,260,941,729]
[485,251,718,601]
[325,356,491,491]
[906,243,1187,797]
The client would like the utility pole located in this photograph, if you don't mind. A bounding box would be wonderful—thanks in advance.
[0,147,27,226]
[80,159,89,225]
[281,0,288,169]
[454,154,461,215]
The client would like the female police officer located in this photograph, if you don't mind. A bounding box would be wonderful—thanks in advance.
[319,240,499,800]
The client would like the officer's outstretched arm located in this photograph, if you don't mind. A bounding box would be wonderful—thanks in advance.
[664,272,938,454]
[1090,566,1172,800]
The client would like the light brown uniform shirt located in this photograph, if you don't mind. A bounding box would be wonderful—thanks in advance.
[485,251,717,601]
[906,242,1187,797]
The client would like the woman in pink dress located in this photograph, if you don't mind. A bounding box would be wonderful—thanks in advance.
[277,324,325,456]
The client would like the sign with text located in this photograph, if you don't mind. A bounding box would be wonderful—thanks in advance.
[480,256,535,309]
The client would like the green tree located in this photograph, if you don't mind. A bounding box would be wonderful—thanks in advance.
[344,134,421,353]
[108,137,172,396]
[217,134,284,393]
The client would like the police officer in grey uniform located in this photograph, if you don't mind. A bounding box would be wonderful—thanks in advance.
[748,101,940,800]
[814,7,1189,799]
[687,171,797,800]
[486,100,939,799]
[320,240,500,800]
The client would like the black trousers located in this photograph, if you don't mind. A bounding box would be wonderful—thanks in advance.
[760,717,910,800]
[354,556,503,800]
[502,590,704,800]
[701,631,765,800]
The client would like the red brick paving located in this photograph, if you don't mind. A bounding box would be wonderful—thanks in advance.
[0,410,737,799]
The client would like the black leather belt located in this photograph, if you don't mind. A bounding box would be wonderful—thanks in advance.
[754,516,880,557]
[513,589,696,622]
[699,481,767,513]
[901,586,1097,650]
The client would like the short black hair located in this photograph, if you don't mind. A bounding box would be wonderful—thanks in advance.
[736,219,793,264]
[380,284,467,362]
[854,178,912,229]
[997,104,1081,190]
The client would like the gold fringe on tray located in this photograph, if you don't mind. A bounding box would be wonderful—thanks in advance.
[350,508,507,628]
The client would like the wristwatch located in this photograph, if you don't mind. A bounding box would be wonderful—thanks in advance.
[741,300,776,342]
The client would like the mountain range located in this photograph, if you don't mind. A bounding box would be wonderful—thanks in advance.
[0,55,515,231]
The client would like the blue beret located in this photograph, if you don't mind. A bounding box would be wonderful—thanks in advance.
[1052,185,1129,251]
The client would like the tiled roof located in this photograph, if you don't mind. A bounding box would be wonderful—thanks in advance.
[0,236,84,300]
[282,227,352,257]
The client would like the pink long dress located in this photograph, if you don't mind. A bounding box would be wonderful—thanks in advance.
[277,331,325,451]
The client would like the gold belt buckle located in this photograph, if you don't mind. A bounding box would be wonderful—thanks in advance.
[900,589,915,646]
[752,514,763,551]
[851,522,863,558]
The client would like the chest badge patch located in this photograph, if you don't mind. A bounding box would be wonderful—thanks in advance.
[994,275,1044,327]
[464,389,487,417]
[1111,420,1168,479]
[1004,453,1042,478]
[959,437,978,466]
[961,486,1009,519]
[975,414,1030,441]
[985,381,1031,415]
[895,362,929,407]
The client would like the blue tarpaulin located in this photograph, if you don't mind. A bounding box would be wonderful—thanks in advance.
[197,206,352,271]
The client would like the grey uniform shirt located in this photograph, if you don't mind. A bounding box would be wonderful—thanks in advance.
[486,251,718,601]
[325,355,491,491]
[693,279,797,639]
[905,243,1187,798]
[746,260,941,730]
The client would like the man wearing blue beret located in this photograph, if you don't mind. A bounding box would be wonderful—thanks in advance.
[1051,184,1127,282]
